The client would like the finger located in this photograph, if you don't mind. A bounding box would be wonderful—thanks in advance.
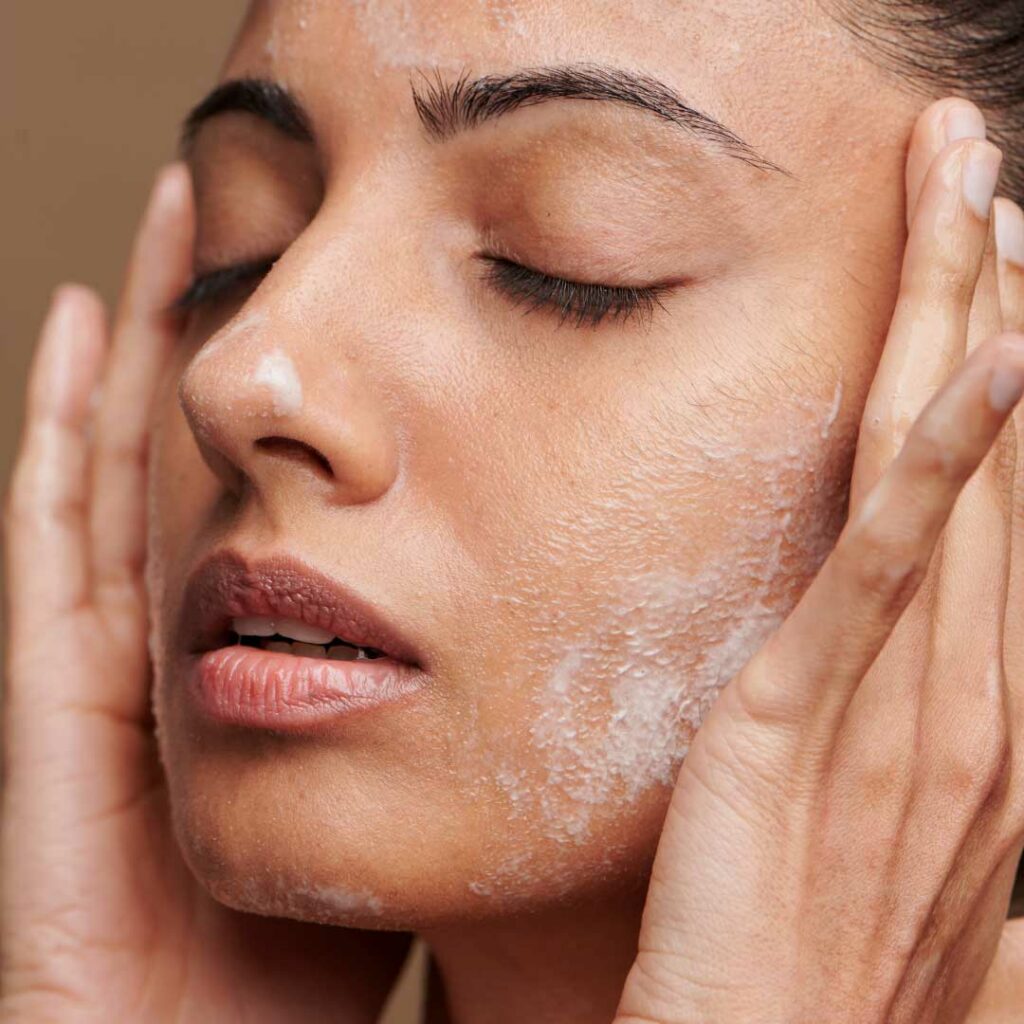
[996,199,1024,762]
[932,196,1013,667]
[88,163,194,604]
[849,136,1003,516]
[996,198,1024,331]
[739,330,1024,732]
[4,287,107,630]
[905,97,986,230]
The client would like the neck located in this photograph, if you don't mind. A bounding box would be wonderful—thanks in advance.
[419,886,646,1024]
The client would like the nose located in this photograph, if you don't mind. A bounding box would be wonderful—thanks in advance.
[178,307,400,509]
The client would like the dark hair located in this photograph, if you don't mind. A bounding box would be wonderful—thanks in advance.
[830,0,1024,202]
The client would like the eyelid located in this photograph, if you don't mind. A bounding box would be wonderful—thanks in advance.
[172,256,278,312]
[478,254,673,328]
[171,252,676,329]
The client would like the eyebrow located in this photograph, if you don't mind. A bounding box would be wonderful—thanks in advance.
[180,65,786,176]
[179,79,313,153]
[411,63,787,175]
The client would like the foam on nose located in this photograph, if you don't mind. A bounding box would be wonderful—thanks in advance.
[252,348,304,417]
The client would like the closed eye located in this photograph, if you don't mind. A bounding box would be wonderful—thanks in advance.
[172,253,675,328]
[479,255,672,328]
[172,257,278,313]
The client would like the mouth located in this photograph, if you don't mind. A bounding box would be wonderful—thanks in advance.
[183,550,423,666]
[230,617,391,662]
[178,551,427,731]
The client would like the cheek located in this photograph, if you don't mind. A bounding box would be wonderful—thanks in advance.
[450,371,855,898]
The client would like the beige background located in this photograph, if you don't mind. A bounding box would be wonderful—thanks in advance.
[3,3,424,1020]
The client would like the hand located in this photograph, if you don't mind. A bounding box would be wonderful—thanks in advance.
[1,165,412,1023]
[615,98,1024,1024]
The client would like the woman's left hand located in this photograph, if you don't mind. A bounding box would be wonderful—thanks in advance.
[615,97,1024,1024]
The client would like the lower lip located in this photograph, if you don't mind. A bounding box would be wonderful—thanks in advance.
[189,646,427,731]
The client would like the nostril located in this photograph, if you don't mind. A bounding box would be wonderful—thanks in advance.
[254,436,333,477]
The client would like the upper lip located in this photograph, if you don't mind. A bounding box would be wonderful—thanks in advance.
[179,550,423,667]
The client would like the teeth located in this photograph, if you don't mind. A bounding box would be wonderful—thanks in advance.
[275,618,337,645]
[328,644,360,661]
[233,616,277,637]
[230,617,337,645]
[293,642,327,659]
[230,618,389,661]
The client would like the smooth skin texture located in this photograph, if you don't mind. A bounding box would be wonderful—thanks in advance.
[4,1,1024,1021]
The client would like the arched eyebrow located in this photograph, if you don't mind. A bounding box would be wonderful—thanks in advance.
[411,63,788,175]
[179,66,788,176]
[179,79,313,154]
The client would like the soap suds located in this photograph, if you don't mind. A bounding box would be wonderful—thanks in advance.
[263,0,318,64]
[347,0,439,68]
[231,874,385,924]
[485,0,530,37]
[191,308,267,368]
[252,349,304,417]
[464,379,853,896]
[821,375,844,439]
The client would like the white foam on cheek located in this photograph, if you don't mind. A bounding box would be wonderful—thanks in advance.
[252,349,304,416]
[232,875,385,923]
[822,376,844,439]
[525,562,792,846]
[464,383,853,894]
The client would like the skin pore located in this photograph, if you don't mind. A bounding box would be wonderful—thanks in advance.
[146,1,943,1020]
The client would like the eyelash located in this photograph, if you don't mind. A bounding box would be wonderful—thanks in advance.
[479,256,670,327]
[173,258,278,312]
[173,254,671,328]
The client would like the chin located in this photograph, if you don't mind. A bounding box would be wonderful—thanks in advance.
[158,710,667,932]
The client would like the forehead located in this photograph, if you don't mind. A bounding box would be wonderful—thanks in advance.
[228,0,902,165]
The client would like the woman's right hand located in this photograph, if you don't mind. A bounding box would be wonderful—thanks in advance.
[615,98,1024,1024]
[1,165,412,1023]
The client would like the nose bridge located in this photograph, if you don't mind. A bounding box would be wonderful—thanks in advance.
[178,295,400,509]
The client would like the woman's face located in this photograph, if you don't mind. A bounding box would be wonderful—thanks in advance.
[149,0,923,925]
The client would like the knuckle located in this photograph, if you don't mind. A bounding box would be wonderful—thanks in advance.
[97,433,148,473]
[689,685,803,811]
[900,255,978,312]
[906,421,961,481]
[731,648,796,727]
[839,520,926,611]
[932,665,1012,807]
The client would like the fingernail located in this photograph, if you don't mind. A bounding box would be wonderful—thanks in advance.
[146,162,189,221]
[962,143,1002,218]
[989,336,1024,412]
[944,103,986,144]
[995,200,1024,267]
